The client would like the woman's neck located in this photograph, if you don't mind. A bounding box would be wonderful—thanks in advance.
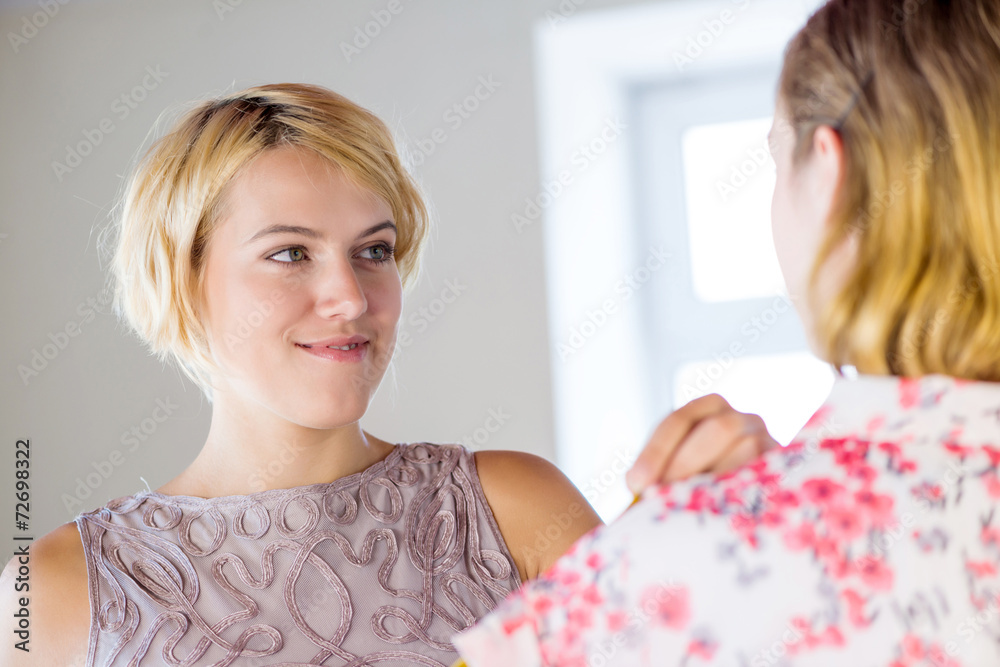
[155,393,396,499]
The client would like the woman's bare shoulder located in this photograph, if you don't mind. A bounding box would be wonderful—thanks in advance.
[0,521,92,665]
[473,449,603,582]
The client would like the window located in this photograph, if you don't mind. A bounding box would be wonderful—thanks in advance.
[534,0,829,520]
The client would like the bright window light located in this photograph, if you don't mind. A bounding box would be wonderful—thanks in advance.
[681,118,786,304]
[673,352,836,444]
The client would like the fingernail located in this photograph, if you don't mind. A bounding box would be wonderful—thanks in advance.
[625,468,646,495]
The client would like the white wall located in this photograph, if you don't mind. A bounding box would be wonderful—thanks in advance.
[0,0,659,538]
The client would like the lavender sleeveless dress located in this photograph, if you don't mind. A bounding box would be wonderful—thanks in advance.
[74,443,521,666]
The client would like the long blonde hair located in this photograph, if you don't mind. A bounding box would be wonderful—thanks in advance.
[109,83,430,399]
[780,0,1000,379]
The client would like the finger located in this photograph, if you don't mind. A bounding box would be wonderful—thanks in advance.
[626,393,732,493]
[712,435,763,475]
[662,410,768,482]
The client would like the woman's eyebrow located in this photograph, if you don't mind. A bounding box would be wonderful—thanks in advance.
[244,221,397,245]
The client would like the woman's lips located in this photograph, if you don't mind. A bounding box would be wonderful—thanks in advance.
[295,341,368,363]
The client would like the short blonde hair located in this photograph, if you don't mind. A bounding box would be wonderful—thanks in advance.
[779,0,1000,379]
[109,83,430,399]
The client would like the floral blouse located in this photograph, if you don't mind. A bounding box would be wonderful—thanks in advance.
[453,374,1000,666]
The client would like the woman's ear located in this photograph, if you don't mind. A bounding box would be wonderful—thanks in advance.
[807,125,846,230]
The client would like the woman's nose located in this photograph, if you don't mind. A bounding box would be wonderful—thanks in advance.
[314,259,367,320]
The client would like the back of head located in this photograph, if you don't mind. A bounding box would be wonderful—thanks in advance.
[779,0,1000,379]
[109,83,430,400]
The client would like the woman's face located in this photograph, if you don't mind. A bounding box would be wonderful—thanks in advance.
[199,145,402,427]
[768,99,850,352]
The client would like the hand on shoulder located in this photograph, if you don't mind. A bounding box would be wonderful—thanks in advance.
[0,521,91,666]
[474,449,603,582]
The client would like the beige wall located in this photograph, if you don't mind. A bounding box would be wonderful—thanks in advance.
[0,0,655,538]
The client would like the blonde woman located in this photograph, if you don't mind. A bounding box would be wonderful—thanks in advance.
[0,84,771,666]
[453,0,1000,664]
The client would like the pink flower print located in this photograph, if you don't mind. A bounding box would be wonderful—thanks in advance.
[945,442,975,458]
[686,638,717,660]
[981,525,1000,546]
[817,625,846,647]
[606,610,629,633]
[879,441,903,458]
[983,472,1000,499]
[912,482,944,505]
[804,405,833,428]
[759,509,785,528]
[966,560,998,578]
[501,611,533,637]
[567,605,593,629]
[849,464,879,485]
[899,378,921,409]
[832,440,870,468]
[585,553,603,570]
[841,588,871,627]
[901,633,925,660]
[802,477,847,507]
[983,445,1000,468]
[532,594,555,616]
[783,522,818,551]
[730,512,760,548]
[723,485,746,507]
[558,568,582,587]
[827,554,854,581]
[899,458,918,473]
[926,644,962,667]
[581,583,603,606]
[856,555,894,591]
[823,505,867,541]
[813,534,842,564]
[784,440,807,454]
[766,488,800,511]
[865,415,886,434]
[686,487,719,514]
[896,635,963,667]
[641,584,691,630]
[854,489,895,528]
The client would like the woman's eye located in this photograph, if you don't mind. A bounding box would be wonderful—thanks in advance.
[268,247,306,263]
[360,243,395,263]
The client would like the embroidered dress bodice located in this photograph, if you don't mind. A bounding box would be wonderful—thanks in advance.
[75,442,520,667]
